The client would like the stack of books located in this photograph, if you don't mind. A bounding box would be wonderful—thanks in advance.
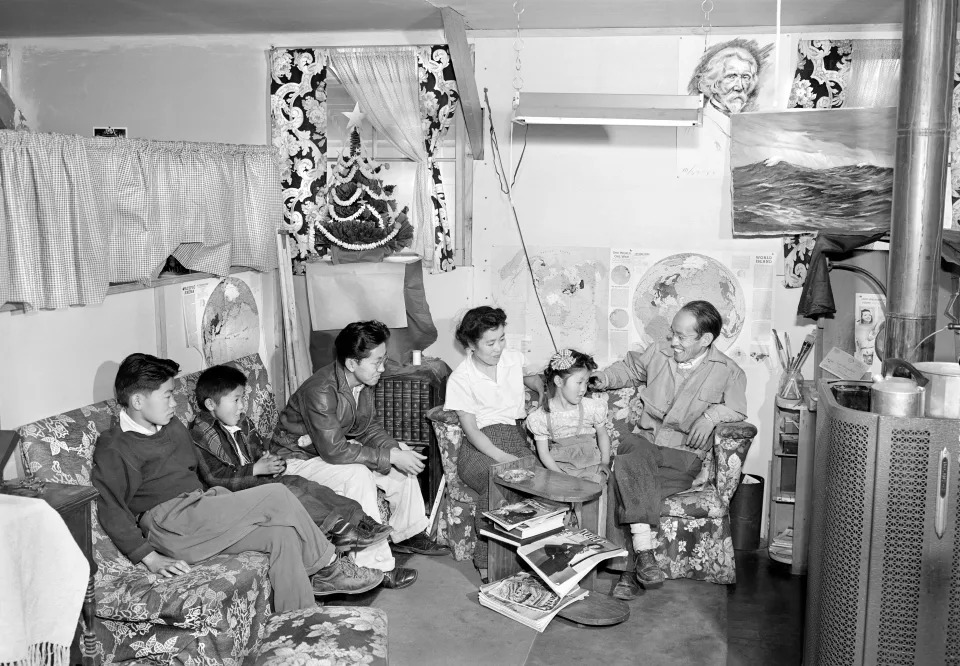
[478,572,588,633]
[479,499,568,546]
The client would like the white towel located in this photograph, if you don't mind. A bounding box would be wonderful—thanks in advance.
[0,494,90,666]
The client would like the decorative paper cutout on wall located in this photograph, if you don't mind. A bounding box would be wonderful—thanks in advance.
[783,233,817,289]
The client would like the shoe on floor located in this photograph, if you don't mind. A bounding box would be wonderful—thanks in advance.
[391,532,450,556]
[381,566,418,589]
[329,517,394,552]
[311,557,383,596]
[634,549,664,589]
[612,572,641,601]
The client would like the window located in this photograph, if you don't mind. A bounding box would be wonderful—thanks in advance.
[325,79,473,266]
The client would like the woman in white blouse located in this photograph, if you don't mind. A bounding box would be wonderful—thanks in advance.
[444,307,543,579]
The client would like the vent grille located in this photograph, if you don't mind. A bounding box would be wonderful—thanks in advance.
[876,429,929,665]
[815,418,870,665]
[947,447,960,666]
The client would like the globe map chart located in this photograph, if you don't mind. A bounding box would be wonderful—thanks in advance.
[631,253,745,351]
[202,277,261,365]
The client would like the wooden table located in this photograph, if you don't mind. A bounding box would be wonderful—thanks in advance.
[487,458,629,626]
[40,483,99,666]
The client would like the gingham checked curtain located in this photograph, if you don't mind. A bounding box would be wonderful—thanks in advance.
[0,131,281,310]
[0,131,108,309]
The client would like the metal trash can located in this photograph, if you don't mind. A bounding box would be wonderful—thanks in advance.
[729,474,764,551]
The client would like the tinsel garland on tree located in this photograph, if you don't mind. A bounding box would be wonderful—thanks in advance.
[313,125,413,254]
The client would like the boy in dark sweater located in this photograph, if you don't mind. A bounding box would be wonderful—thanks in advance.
[190,364,392,554]
[91,353,383,612]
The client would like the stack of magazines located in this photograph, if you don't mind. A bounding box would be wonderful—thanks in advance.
[480,499,568,546]
[478,572,588,632]
[478,527,627,630]
[517,528,627,597]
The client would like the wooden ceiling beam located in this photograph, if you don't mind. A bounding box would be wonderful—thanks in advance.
[440,6,484,160]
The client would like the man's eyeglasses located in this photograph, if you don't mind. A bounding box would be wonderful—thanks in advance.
[668,331,700,343]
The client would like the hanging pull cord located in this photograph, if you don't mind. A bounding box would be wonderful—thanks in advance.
[483,87,558,353]
[701,0,714,53]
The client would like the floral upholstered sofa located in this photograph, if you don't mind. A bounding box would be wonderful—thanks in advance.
[18,354,387,665]
[427,386,756,584]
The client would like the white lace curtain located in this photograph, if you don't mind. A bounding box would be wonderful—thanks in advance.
[845,39,902,108]
[329,47,433,263]
[0,131,281,310]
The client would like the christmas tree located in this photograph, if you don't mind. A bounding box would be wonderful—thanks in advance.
[315,123,412,255]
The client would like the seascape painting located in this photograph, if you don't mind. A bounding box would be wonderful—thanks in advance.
[730,107,895,237]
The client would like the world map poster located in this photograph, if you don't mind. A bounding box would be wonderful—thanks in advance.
[495,247,610,371]
[493,246,777,373]
[607,249,776,366]
[181,274,265,369]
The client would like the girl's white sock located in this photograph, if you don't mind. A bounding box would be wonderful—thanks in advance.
[630,523,653,552]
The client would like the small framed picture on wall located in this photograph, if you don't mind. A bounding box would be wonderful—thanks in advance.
[93,126,127,138]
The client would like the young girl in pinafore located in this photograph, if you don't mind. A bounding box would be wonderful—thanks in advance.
[526,349,611,486]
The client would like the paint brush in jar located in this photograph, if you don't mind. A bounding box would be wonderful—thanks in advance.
[771,329,788,370]
[790,333,816,373]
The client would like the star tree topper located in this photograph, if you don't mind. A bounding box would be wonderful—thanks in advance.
[342,103,366,130]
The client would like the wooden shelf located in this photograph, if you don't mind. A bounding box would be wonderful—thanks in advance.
[1,266,255,312]
[768,380,815,576]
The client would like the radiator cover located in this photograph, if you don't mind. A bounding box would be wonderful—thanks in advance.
[805,381,960,666]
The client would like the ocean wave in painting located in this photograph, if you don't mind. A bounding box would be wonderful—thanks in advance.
[732,160,893,236]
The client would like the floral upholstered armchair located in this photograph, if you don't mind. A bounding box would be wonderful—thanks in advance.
[18,354,388,665]
[427,386,756,585]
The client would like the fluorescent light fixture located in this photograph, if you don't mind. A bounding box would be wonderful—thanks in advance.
[513,93,703,127]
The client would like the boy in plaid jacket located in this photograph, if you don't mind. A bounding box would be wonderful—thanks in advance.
[191,365,392,553]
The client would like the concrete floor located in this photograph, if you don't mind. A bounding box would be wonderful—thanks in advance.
[369,555,728,666]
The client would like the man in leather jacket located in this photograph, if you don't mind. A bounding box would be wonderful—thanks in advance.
[273,320,448,589]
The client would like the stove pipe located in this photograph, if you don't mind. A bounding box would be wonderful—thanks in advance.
[884,0,957,362]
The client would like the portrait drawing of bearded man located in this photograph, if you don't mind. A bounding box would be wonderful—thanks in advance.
[687,38,771,114]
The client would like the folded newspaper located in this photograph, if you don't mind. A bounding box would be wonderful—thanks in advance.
[478,572,588,632]
[518,528,628,598]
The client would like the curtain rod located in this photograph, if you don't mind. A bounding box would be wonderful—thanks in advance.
[270,43,439,51]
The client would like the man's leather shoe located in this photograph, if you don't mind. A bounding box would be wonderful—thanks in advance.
[357,517,394,542]
[311,557,383,596]
[329,517,394,552]
[390,532,450,556]
[612,572,641,601]
[381,566,418,589]
[635,550,664,589]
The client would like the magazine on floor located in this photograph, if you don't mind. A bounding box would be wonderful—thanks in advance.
[478,572,588,632]
[483,499,568,537]
[517,528,628,597]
